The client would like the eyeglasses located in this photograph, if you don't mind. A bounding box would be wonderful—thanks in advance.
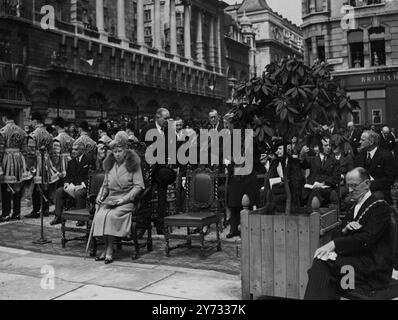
[347,180,369,190]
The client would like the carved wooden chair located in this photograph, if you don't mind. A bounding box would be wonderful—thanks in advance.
[61,172,104,254]
[110,142,153,259]
[164,165,222,257]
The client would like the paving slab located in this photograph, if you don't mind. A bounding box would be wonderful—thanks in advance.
[56,284,183,300]
[86,265,176,291]
[0,272,81,300]
[142,272,241,300]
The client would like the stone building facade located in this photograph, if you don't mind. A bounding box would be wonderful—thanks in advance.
[226,0,303,77]
[0,0,233,127]
[302,0,398,129]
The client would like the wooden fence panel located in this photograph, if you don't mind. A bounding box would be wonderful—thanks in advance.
[261,215,274,297]
[286,216,299,299]
[249,214,262,298]
[273,215,287,298]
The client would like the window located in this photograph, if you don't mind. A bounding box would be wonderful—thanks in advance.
[0,84,26,101]
[347,91,365,100]
[352,110,361,125]
[348,30,364,68]
[144,10,151,22]
[372,109,382,124]
[315,0,324,11]
[367,89,386,99]
[369,27,385,66]
[0,30,11,62]
[17,34,28,64]
[350,0,382,6]
[144,26,152,36]
[317,36,325,62]
[305,39,312,65]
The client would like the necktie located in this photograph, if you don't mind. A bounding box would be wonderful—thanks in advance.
[365,152,371,168]
[321,156,326,168]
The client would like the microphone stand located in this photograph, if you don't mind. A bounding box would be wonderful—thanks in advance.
[33,146,52,245]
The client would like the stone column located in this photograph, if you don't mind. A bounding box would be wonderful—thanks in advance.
[117,0,127,43]
[311,36,317,65]
[184,3,191,60]
[208,15,216,67]
[136,0,145,46]
[153,0,162,49]
[71,0,78,26]
[196,10,204,64]
[169,0,177,55]
[96,0,106,40]
[216,14,222,71]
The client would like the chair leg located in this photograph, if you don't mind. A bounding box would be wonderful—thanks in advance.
[216,222,221,252]
[131,223,139,260]
[147,224,153,252]
[186,227,192,248]
[200,228,205,257]
[165,226,170,257]
[61,220,66,248]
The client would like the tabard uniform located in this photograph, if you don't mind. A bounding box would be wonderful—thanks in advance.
[26,125,59,215]
[0,120,32,219]
[53,130,75,178]
[0,120,32,184]
[27,126,59,185]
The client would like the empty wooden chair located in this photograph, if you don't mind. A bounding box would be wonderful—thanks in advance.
[164,165,222,257]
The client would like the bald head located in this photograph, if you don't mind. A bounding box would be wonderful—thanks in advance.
[346,167,370,183]
[382,126,390,135]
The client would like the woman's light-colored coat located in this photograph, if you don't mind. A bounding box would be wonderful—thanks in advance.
[92,149,144,237]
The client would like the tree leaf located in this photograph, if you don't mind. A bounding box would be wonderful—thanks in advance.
[280,108,288,121]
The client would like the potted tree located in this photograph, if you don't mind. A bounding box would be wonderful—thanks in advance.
[232,58,359,299]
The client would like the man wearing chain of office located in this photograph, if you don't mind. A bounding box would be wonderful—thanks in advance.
[304,167,395,299]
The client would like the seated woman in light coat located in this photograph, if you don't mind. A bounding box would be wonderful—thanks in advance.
[92,131,144,264]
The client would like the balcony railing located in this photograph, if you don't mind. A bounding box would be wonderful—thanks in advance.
[48,52,225,99]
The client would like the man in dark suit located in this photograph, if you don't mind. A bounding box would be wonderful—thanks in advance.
[300,137,341,207]
[50,143,90,225]
[354,130,396,205]
[139,108,176,235]
[305,168,395,300]
[380,126,397,153]
[346,122,362,156]
[207,109,224,131]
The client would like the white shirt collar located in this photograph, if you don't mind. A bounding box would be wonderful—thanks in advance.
[155,121,163,135]
[354,191,372,219]
[368,147,378,159]
[78,154,84,162]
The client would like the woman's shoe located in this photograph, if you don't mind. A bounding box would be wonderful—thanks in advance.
[95,254,106,261]
[104,257,114,264]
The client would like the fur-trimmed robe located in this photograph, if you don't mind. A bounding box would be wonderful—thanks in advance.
[92,149,145,238]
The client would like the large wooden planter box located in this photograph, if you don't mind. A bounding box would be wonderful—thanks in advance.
[241,208,341,300]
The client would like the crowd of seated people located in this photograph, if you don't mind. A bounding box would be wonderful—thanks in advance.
[2,107,398,267]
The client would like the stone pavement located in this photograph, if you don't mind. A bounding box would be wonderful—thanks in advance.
[0,246,241,300]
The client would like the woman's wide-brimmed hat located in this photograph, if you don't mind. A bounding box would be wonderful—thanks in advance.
[109,131,129,149]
